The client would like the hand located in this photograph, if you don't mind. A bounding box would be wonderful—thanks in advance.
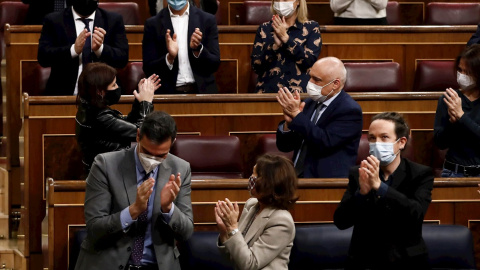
[129,177,155,219]
[190,28,203,50]
[134,74,161,102]
[215,206,228,243]
[360,155,381,191]
[272,15,289,44]
[216,198,239,232]
[358,165,372,195]
[166,29,178,64]
[272,32,282,51]
[443,88,464,123]
[74,29,91,55]
[276,87,302,123]
[160,173,181,213]
[91,27,106,52]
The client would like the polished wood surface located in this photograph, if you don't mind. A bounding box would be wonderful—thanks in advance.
[48,178,480,270]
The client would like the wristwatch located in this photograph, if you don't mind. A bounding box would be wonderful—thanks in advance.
[228,228,239,237]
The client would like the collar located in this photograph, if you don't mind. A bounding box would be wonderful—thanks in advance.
[379,157,405,183]
[72,6,96,21]
[320,89,341,107]
[168,2,190,17]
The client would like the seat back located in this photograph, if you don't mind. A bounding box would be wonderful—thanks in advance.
[356,133,415,165]
[0,1,28,59]
[256,134,293,160]
[244,1,272,25]
[413,60,458,92]
[289,225,352,270]
[170,136,243,179]
[116,62,145,95]
[343,62,402,92]
[423,224,476,269]
[386,1,401,25]
[98,2,141,25]
[425,3,480,25]
[430,147,447,178]
[179,231,234,270]
[22,64,51,96]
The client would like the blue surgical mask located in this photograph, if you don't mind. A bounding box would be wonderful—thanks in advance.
[369,139,400,166]
[168,0,187,11]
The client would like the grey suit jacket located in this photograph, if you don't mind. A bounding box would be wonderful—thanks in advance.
[75,147,194,270]
[219,198,295,270]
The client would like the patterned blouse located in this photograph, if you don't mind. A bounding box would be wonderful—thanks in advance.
[251,19,322,93]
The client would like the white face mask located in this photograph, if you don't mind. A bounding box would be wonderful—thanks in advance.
[369,139,400,166]
[273,0,296,18]
[138,151,165,174]
[457,71,475,90]
[306,80,335,102]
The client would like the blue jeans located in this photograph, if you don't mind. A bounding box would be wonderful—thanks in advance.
[441,168,480,178]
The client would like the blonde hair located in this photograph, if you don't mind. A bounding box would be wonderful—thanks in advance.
[271,0,309,23]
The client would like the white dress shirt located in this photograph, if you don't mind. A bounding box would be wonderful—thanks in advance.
[166,3,203,87]
[70,7,104,94]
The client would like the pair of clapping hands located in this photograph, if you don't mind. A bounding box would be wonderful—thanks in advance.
[215,198,240,243]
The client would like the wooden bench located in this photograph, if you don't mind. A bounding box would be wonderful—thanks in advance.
[48,178,480,270]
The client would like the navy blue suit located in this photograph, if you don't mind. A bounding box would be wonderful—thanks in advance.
[276,90,363,178]
[142,5,220,94]
[38,7,128,96]
[467,23,480,46]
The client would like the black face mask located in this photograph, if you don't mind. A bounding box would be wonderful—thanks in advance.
[73,0,98,17]
[104,87,122,106]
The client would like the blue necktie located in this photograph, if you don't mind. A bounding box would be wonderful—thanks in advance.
[79,18,92,67]
[130,172,152,264]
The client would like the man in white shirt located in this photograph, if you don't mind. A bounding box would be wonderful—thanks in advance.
[142,0,220,94]
[38,0,128,95]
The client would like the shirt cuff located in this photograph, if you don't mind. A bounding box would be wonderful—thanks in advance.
[192,44,204,58]
[120,206,135,231]
[278,122,291,133]
[94,44,104,57]
[71,44,79,58]
[166,53,174,70]
[376,182,389,197]
[161,203,175,223]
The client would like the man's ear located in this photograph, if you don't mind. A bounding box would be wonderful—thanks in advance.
[399,136,407,150]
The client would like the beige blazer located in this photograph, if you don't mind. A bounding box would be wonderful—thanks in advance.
[219,198,295,270]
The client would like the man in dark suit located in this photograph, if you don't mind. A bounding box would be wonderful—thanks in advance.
[334,112,434,269]
[148,0,218,16]
[38,0,128,96]
[22,0,72,25]
[75,111,194,270]
[276,57,363,178]
[142,0,220,94]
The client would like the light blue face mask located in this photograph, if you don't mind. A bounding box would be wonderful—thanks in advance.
[369,139,400,166]
[168,0,187,11]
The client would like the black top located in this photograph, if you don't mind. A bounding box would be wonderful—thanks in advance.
[434,89,480,166]
[75,99,153,169]
[251,19,322,93]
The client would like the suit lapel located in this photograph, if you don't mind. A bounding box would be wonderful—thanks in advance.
[93,8,105,30]
[122,147,138,206]
[243,207,276,245]
[64,8,77,45]
[161,8,174,34]
[390,158,407,190]
[187,5,196,48]
[152,156,173,222]
[316,90,345,126]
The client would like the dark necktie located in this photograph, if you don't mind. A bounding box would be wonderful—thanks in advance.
[79,18,92,67]
[130,172,152,264]
[54,0,65,11]
[294,102,324,177]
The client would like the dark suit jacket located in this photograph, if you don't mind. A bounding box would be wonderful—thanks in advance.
[276,90,363,178]
[38,7,128,96]
[467,23,480,46]
[142,5,220,94]
[74,147,194,270]
[334,158,434,269]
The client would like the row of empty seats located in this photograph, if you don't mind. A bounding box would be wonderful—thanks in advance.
[23,60,459,95]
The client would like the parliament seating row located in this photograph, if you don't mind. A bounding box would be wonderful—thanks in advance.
[22,60,458,95]
[69,224,476,270]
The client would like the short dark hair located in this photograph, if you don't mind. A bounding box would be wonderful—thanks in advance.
[254,154,298,210]
[371,112,409,140]
[139,111,177,144]
[456,44,480,88]
[76,62,116,107]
